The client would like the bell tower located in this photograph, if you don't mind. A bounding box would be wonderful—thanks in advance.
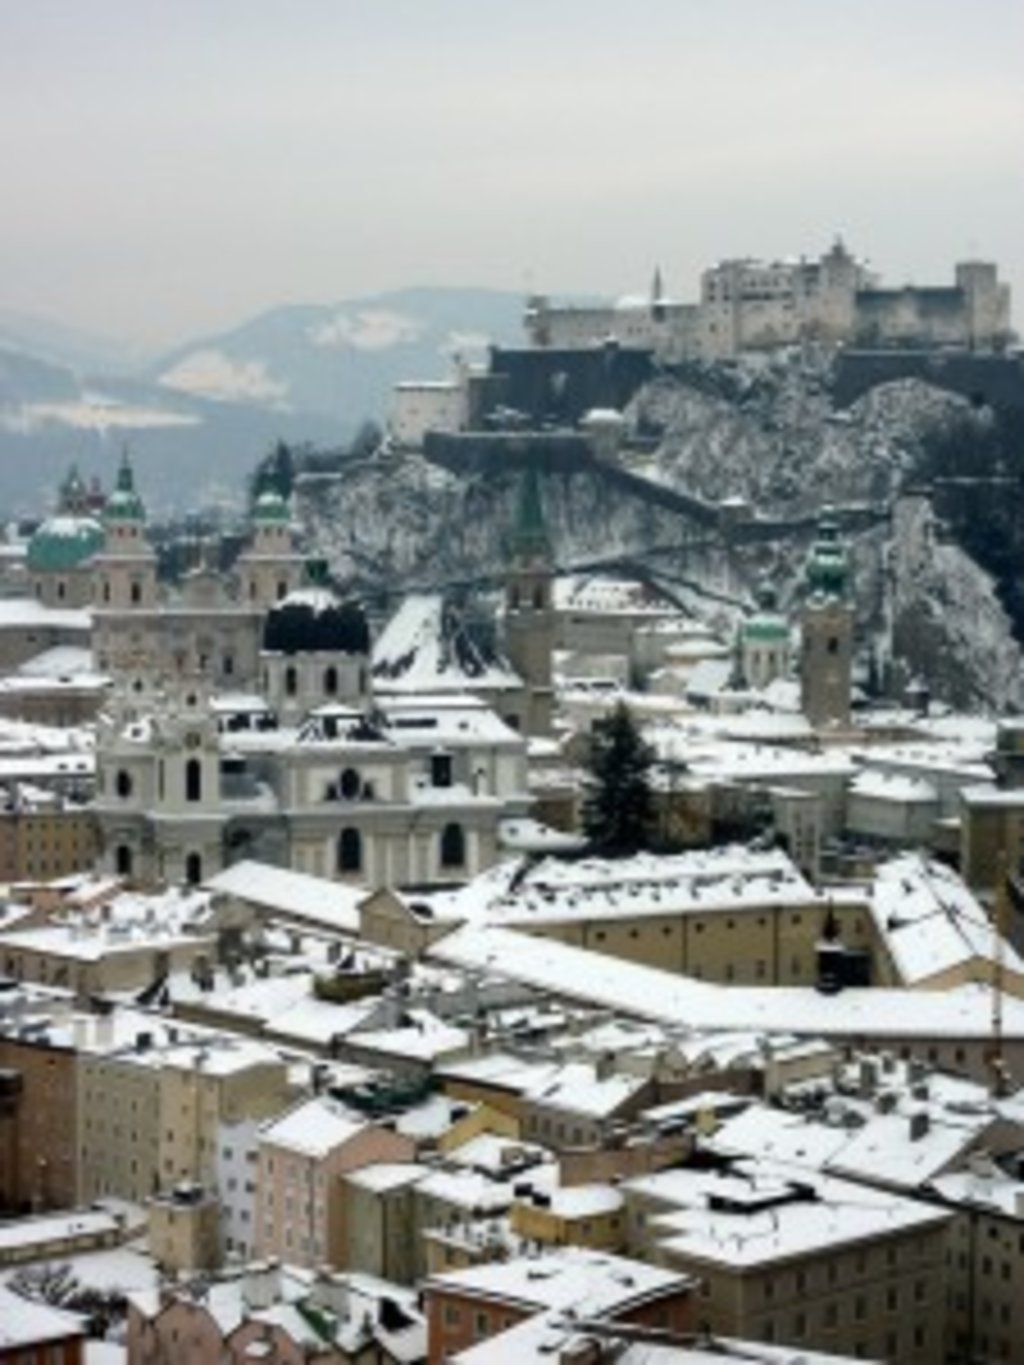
[504,465,554,735]
[800,513,853,729]
[237,487,305,610]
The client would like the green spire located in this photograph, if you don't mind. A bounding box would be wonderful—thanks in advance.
[105,448,146,523]
[512,464,550,562]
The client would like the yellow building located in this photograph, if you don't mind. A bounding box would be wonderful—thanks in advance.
[510,1182,625,1252]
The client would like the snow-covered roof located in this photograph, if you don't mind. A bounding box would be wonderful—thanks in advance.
[204,860,364,935]
[431,925,1024,1043]
[0,1283,84,1348]
[0,885,214,962]
[626,1157,952,1267]
[381,693,523,746]
[849,770,937,803]
[426,1245,690,1316]
[869,853,1023,985]
[0,597,91,631]
[260,1097,367,1158]
[15,645,98,679]
[552,574,678,617]
[458,844,818,929]
[346,1010,470,1063]
[373,594,520,693]
[708,1091,993,1193]
[524,1060,647,1119]
[0,1207,119,1254]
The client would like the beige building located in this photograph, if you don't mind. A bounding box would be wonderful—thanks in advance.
[934,1160,1024,1363]
[74,1015,291,1222]
[338,1161,428,1283]
[623,1157,951,1362]
[148,1182,221,1273]
[960,786,1024,897]
[0,796,99,885]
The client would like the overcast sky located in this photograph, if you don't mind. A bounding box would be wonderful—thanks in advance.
[1,0,1021,348]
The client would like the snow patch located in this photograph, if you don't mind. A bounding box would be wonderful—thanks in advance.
[0,391,200,433]
[308,309,424,351]
[158,349,289,405]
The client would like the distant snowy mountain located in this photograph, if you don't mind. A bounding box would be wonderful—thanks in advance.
[0,288,524,515]
[0,307,150,375]
[151,287,524,422]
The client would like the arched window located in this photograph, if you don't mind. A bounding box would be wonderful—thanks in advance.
[509,585,521,610]
[130,581,142,605]
[324,665,338,697]
[185,852,202,886]
[277,581,288,601]
[285,666,298,697]
[337,827,362,874]
[532,584,545,610]
[115,769,133,799]
[115,844,133,878]
[185,758,202,803]
[339,768,361,801]
[440,822,466,870]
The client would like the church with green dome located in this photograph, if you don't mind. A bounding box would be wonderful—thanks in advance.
[27,464,106,608]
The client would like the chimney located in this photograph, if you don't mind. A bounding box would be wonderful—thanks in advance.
[909,1111,930,1142]
[242,1258,280,1312]
[310,1266,350,1321]
[858,1058,877,1097]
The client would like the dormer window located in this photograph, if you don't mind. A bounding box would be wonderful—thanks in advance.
[339,768,360,801]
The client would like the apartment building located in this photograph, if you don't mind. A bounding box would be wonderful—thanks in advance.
[254,1096,416,1269]
[622,1156,951,1362]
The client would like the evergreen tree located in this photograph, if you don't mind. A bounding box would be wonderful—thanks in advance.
[582,702,655,856]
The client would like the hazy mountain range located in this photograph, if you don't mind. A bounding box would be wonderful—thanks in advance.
[0,288,524,517]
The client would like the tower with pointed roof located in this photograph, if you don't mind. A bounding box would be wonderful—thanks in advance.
[504,465,554,735]
[236,487,306,610]
[799,512,853,728]
[92,450,158,613]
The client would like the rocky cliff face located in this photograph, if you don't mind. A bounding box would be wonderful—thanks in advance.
[297,353,1023,711]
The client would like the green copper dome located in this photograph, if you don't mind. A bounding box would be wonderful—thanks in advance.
[252,489,290,523]
[104,452,145,523]
[805,517,848,600]
[742,614,789,643]
[27,516,104,573]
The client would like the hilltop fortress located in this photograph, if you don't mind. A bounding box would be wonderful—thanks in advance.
[524,239,1012,362]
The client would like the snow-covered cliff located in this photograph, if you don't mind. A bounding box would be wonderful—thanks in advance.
[297,353,1022,711]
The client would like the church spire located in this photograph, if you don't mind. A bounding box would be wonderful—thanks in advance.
[511,463,550,565]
